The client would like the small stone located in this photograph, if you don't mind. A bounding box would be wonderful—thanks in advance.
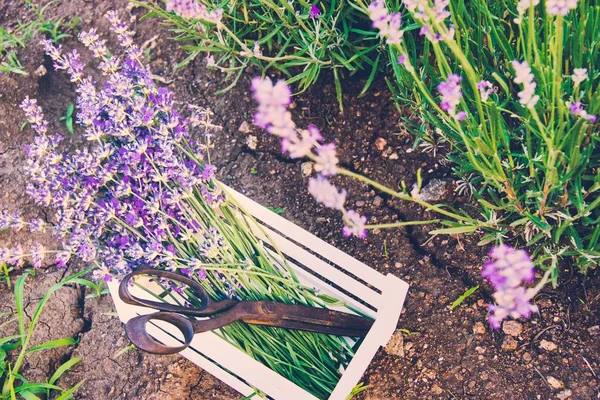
[502,336,518,351]
[239,121,252,134]
[34,64,47,77]
[502,320,523,337]
[523,352,532,362]
[480,372,489,381]
[547,376,564,390]
[385,331,405,357]
[373,196,383,207]
[468,381,476,389]
[301,162,313,177]
[473,322,486,335]
[355,200,365,207]
[375,137,387,151]
[416,179,451,202]
[431,384,443,395]
[588,325,599,335]
[389,152,399,160]
[539,339,557,352]
[245,135,257,150]
[557,389,572,399]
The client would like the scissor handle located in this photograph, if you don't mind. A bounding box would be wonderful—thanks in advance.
[119,269,216,316]
[126,312,194,355]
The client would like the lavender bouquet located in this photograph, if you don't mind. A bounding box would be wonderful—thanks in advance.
[1,12,355,398]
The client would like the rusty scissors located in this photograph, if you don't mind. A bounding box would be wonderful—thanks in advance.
[119,269,374,355]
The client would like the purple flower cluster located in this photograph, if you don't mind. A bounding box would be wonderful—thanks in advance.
[512,61,539,109]
[1,12,227,281]
[166,0,223,23]
[403,0,454,42]
[482,245,538,329]
[309,5,321,19]
[437,74,467,120]
[546,0,578,16]
[251,77,367,239]
[569,102,597,123]
[368,1,404,45]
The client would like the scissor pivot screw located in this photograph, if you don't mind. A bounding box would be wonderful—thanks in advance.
[262,302,275,314]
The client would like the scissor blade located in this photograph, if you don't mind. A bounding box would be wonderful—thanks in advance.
[242,302,374,337]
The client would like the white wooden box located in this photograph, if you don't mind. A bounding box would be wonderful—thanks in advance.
[108,185,409,400]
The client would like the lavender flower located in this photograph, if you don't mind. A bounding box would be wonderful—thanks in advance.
[166,0,223,23]
[0,12,227,278]
[308,176,347,210]
[569,102,597,123]
[309,4,321,18]
[512,61,539,109]
[546,0,578,15]
[571,68,588,87]
[368,1,404,44]
[514,0,539,24]
[482,245,538,329]
[402,0,453,42]
[342,210,367,239]
[477,80,494,102]
[437,74,467,120]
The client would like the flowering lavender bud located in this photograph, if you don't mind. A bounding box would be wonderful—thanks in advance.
[368,1,404,44]
[30,243,45,269]
[437,74,467,120]
[482,245,538,328]
[512,61,539,109]
[9,245,24,268]
[571,68,588,87]
[477,80,494,102]
[281,125,323,158]
[342,210,367,239]
[309,5,321,18]
[569,102,597,123]
[514,0,539,24]
[166,0,223,23]
[308,176,347,210]
[314,143,339,176]
[546,0,578,15]
[20,97,48,134]
[251,77,296,139]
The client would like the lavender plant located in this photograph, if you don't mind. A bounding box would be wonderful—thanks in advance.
[251,0,598,328]
[368,0,599,276]
[131,0,382,109]
[0,12,360,398]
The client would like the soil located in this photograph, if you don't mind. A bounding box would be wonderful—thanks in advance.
[0,1,599,399]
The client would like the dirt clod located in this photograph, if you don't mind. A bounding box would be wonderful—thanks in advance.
[502,320,523,337]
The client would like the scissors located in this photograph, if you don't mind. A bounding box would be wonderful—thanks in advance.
[119,269,374,355]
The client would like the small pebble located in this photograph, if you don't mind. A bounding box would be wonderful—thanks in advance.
[501,336,518,351]
[375,137,387,151]
[473,322,486,335]
[557,389,572,399]
[539,339,557,352]
[547,376,564,390]
[245,135,257,150]
[238,121,252,133]
[301,162,313,177]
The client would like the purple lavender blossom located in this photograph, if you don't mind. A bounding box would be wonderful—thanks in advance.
[569,102,597,123]
[309,4,321,18]
[342,210,367,239]
[166,0,223,23]
[482,245,538,329]
[0,12,225,279]
[512,61,539,109]
[546,0,578,15]
[308,176,347,210]
[437,74,467,120]
[368,1,404,44]
[477,80,494,102]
